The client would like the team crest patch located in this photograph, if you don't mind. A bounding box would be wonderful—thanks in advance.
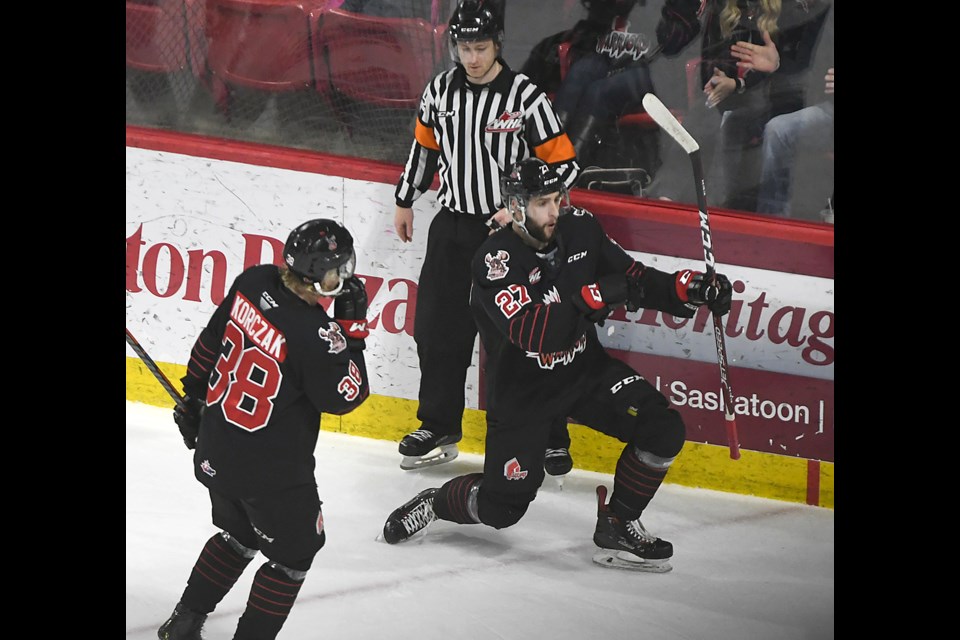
[200,459,216,477]
[485,250,510,280]
[318,322,347,354]
[504,457,528,481]
[528,267,541,284]
[485,110,523,133]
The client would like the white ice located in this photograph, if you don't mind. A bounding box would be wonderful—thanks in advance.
[126,401,834,640]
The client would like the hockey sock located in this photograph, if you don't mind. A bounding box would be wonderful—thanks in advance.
[433,473,483,524]
[181,532,257,614]
[610,446,672,521]
[233,561,306,640]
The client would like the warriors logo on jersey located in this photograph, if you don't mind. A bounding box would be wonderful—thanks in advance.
[484,250,510,280]
[318,322,347,354]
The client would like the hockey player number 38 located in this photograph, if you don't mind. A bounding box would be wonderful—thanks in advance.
[207,321,281,432]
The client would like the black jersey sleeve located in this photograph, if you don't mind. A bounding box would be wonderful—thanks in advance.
[301,321,371,416]
[584,210,698,318]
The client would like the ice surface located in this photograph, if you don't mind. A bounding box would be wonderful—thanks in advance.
[126,401,834,640]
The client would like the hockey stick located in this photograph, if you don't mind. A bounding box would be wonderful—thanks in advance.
[125,327,184,408]
[641,93,741,460]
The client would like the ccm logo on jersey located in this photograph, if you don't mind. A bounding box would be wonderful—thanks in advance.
[567,250,587,263]
[611,374,643,394]
[486,110,523,133]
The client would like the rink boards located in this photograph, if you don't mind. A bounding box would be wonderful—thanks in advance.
[125,126,834,508]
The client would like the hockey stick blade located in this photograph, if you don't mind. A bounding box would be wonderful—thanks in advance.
[642,93,698,154]
[126,328,184,408]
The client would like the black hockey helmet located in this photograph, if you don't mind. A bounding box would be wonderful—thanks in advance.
[283,219,356,296]
[501,158,565,202]
[500,158,569,232]
[448,0,504,62]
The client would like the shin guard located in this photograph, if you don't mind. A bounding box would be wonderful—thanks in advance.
[181,532,256,614]
[433,473,483,524]
[611,446,673,522]
[233,561,306,640]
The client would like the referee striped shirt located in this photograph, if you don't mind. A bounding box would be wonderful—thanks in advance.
[395,60,580,217]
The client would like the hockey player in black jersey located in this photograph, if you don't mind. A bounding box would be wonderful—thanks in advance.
[382,158,732,572]
[158,219,370,640]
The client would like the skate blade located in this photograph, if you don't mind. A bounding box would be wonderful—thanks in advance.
[399,445,459,471]
[547,473,567,490]
[592,551,673,573]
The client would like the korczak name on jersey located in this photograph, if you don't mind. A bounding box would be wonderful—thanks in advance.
[229,291,287,361]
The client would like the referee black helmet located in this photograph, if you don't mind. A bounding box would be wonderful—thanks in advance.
[448,0,504,62]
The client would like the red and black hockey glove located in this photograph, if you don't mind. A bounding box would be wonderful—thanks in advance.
[675,269,733,316]
[173,395,204,450]
[572,274,628,326]
[334,276,370,349]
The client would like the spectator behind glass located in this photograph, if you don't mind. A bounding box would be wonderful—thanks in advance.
[645,0,783,208]
[547,1,708,168]
[520,0,638,98]
[650,0,832,211]
[731,1,833,219]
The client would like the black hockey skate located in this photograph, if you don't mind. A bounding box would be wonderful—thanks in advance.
[382,488,439,544]
[399,428,461,470]
[591,485,673,573]
[158,602,207,640]
[544,448,573,476]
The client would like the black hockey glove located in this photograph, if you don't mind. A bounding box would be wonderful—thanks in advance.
[624,260,646,312]
[173,395,204,450]
[676,269,733,316]
[572,274,628,326]
[334,276,370,348]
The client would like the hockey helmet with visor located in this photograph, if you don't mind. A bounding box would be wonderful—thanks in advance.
[500,158,569,235]
[283,218,356,297]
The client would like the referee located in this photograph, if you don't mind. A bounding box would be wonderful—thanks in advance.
[394,0,581,475]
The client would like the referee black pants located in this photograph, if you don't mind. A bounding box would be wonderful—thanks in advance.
[413,208,570,449]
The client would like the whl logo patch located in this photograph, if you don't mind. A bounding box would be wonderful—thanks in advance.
[486,110,523,133]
